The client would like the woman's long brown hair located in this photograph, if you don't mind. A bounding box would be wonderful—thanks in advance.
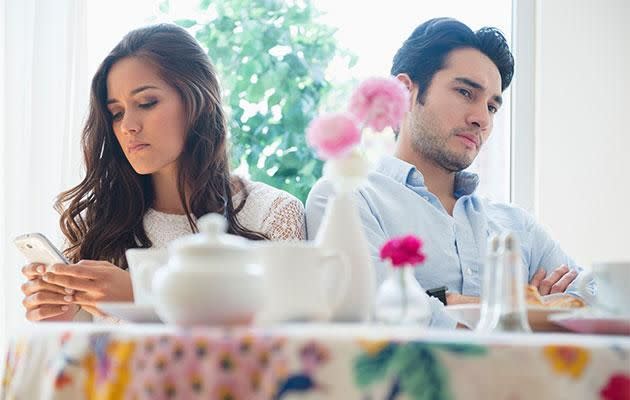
[55,24,266,269]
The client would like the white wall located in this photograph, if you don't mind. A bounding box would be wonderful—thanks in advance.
[535,0,630,267]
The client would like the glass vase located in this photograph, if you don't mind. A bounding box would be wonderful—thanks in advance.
[374,264,431,326]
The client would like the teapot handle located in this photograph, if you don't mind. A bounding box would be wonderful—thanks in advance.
[321,251,350,313]
[136,260,163,301]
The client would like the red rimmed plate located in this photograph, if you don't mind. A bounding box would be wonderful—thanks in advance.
[548,309,630,335]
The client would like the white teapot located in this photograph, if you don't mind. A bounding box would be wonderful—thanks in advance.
[151,213,265,326]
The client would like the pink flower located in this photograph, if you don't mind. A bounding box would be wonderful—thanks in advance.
[379,235,426,267]
[600,374,630,400]
[306,113,361,160]
[349,77,409,132]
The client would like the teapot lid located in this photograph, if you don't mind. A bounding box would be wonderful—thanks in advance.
[168,213,250,257]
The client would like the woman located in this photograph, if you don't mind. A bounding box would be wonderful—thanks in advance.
[20,24,305,321]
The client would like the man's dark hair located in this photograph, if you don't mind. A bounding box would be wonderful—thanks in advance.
[391,17,514,103]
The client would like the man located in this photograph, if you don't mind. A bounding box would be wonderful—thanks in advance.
[305,18,593,328]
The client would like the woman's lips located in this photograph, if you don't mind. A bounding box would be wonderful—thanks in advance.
[127,143,149,153]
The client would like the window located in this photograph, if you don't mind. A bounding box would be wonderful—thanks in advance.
[86,0,513,202]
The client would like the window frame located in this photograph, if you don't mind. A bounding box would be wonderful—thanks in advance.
[510,0,536,213]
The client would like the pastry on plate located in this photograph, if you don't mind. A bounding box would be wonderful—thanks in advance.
[525,285,585,308]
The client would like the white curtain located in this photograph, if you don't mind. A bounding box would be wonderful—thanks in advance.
[0,0,87,351]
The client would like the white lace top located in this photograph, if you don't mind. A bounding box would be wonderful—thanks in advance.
[143,179,306,246]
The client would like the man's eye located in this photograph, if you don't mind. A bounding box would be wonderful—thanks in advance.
[488,105,498,114]
[139,100,158,109]
[457,88,472,98]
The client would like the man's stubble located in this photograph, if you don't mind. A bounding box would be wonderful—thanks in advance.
[409,108,479,173]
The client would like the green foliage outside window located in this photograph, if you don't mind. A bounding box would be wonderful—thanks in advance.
[161,0,355,202]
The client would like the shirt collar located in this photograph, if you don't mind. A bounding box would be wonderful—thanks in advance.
[374,155,480,197]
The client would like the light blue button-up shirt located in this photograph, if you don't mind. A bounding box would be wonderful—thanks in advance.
[306,155,594,329]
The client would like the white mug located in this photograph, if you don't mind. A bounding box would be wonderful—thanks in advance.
[579,261,630,315]
[256,243,350,323]
[125,248,168,306]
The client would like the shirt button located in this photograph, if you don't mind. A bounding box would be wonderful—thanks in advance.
[466,267,473,275]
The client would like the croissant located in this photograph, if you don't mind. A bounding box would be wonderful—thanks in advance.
[525,285,585,308]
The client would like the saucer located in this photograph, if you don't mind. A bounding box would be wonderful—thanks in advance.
[548,308,630,335]
[445,304,571,332]
[97,302,162,323]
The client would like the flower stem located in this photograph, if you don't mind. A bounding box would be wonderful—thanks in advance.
[400,267,408,321]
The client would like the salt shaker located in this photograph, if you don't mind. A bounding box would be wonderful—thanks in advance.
[494,233,532,332]
[476,235,502,332]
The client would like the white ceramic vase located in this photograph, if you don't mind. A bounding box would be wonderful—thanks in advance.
[314,151,376,322]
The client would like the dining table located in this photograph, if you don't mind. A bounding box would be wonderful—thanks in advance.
[2,321,629,400]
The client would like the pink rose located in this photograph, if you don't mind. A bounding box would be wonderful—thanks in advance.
[305,113,361,160]
[349,77,409,132]
[379,235,426,267]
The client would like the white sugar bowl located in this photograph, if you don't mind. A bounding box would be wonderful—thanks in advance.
[152,213,265,326]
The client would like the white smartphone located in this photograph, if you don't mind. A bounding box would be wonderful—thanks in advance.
[14,232,69,265]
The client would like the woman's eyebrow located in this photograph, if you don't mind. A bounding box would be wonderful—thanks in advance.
[107,85,160,105]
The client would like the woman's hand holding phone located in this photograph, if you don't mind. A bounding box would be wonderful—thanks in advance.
[22,260,134,319]
[41,260,133,318]
[21,263,79,321]
[15,233,133,319]
[15,233,81,321]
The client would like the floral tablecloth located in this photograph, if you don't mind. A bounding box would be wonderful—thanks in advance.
[2,323,629,400]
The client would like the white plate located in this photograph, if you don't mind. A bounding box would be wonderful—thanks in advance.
[548,308,630,335]
[97,302,162,323]
[445,303,571,332]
